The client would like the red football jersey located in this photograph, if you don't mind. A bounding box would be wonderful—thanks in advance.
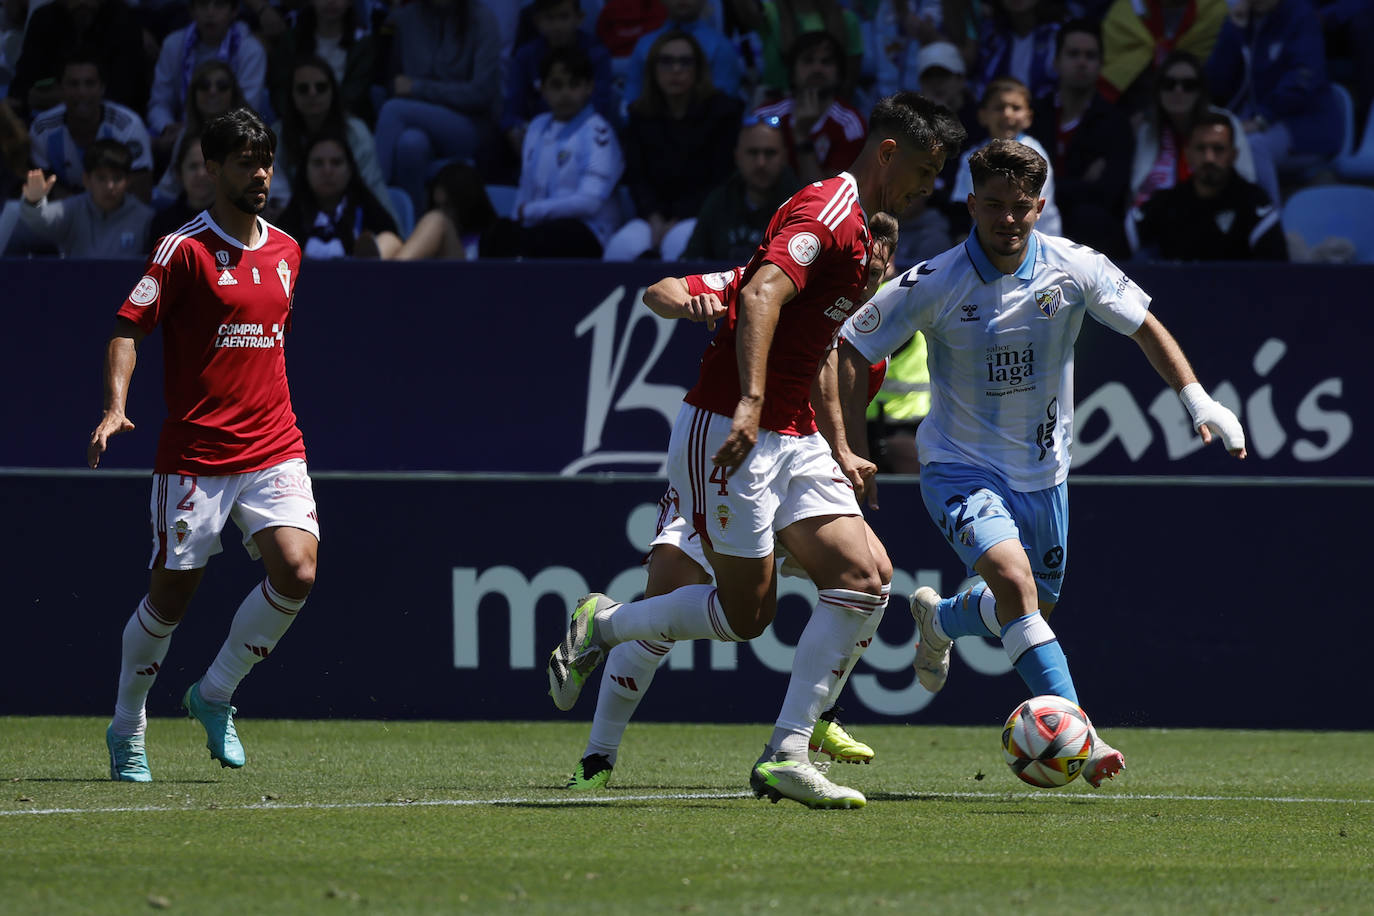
[117,212,306,475]
[683,173,872,436]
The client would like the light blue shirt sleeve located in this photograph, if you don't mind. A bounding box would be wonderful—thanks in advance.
[842,262,935,364]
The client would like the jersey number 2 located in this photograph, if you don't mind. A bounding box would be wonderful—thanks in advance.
[176,475,198,511]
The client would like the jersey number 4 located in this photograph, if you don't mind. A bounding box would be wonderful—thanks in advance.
[709,465,730,496]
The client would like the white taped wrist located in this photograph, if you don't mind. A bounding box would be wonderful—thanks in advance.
[1178,382,1212,423]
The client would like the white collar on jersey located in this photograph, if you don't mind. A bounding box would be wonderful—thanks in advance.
[199,210,270,251]
[964,229,1040,283]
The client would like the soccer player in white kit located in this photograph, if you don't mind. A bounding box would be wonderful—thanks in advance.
[837,139,1247,787]
[564,217,900,792]
[91,108,319,782]
[548,92,968,809]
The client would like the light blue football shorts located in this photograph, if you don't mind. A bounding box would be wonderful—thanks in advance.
[919,461,1069,604]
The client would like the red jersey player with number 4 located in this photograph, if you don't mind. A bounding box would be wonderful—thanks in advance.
[91,108,318,783]
[548,92,967,810]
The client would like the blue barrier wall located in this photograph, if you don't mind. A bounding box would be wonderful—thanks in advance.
[0,259,1366,476]
[1,259,1369,728]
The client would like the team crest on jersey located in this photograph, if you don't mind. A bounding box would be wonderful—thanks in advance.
[216,250,230,268]
[702,270,734,291]
[851,303,881,334]
[173,519,190,545]
[1035,286,1063,318]
[217,269,237,286]
[129,275,159,306]
[788,231,820,266]
[715,504,731,532]
[276,259,292,297]
[251,267,261,284]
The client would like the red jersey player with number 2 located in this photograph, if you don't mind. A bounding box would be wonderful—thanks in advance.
[91,108,318,783]
[548,92,967,809]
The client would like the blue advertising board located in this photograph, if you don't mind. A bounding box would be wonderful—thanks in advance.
[0,259,1366,477]
[3,471,1369,729]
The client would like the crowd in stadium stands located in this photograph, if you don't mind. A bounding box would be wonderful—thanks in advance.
[1,0,1372,262]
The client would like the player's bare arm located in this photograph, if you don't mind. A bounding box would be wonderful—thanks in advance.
[813,349,878,508]
[835,339,881,504]
[642,277,727,330]
[1131,312,1247,458]
[715,263,797,472]
[88,318,146,469]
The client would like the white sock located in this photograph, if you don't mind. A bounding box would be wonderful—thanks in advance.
[112,596,179,736]
[597,584,742,646]
[199,580,306,704]
[771,589,883,759]
[823,583,889,711]
[584,639,672,765]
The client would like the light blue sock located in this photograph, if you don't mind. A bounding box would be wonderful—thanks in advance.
[935,584,999,639]
[1000,613,1078,705]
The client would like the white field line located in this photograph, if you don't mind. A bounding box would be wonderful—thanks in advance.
[2,789,1371,817]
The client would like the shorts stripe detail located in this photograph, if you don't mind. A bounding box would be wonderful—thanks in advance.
[153,474,168,569]
[687,407,714,552]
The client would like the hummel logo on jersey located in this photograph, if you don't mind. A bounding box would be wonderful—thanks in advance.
[960,304,980,322]
[217,269,237,286]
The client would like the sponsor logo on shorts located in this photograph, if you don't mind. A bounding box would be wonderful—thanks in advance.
[129,275,159,306]
[1043,546,1064,568]
[787,231,820,266]
[173,519,190,545]
[715,504,731,531]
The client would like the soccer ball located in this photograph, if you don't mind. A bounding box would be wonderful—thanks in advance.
[1001,695,1095,788]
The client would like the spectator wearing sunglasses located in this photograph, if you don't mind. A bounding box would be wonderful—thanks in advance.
[269,55,397,225]
[1129,51,1257,213]
[683,111,800,261]
[619,0,740,114]
[266,0,379,126]
[147,0,268,153]
[603,29,742,261]
[151,60,249,207]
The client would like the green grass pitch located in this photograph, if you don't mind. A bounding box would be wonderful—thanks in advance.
[2,718,1371,915]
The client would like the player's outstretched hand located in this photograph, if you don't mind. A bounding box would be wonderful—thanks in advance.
[713,397,762,473]
[685,293,726,330]
[88,410,135,468]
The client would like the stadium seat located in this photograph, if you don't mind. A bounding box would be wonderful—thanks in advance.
[1281,184,1374,263]
[1281,84,1354,180]
[1335,96,1374,181]
[485,184,518,219]
[387,186,415,237]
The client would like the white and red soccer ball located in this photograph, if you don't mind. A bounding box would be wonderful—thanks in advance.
[1001,695,1094,788]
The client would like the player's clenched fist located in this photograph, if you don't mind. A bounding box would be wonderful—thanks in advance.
[684,293,726,330]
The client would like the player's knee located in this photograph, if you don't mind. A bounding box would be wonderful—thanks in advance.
[273,557,316,598]
[720,592,775,640]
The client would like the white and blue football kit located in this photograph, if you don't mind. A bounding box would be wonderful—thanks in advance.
[842,229,1151,708]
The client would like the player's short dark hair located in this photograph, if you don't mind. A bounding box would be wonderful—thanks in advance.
[540,44,594,83]
[869,210,899,251]
[968,138,1048,197]
[786,30,847,86]
[867,91,968,161]
[201,107,276,167]
[1190,110,1235,145]
[83,138,133,175]
[1055,18,1101,58]
[979,76,1031,109]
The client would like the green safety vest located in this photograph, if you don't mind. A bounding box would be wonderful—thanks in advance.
[866,332,930,422]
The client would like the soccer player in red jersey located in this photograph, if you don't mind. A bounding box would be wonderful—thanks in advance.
[564,216,899,793]
[90,108,318,782]
[549,93,966,808]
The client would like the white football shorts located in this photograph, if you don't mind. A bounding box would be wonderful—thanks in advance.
[667,403,859,559]
[148,458,320,570]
